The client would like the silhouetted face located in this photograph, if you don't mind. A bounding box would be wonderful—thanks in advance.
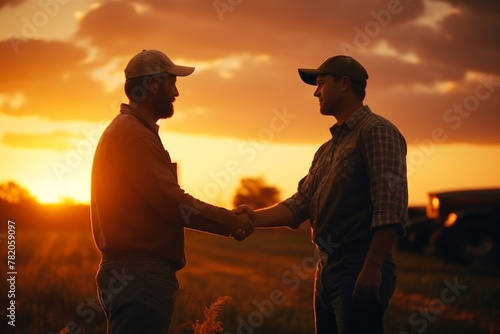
[153,74,179,119]
[314,74,343,116]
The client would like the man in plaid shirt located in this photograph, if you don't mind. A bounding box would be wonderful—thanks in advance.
[238,55,408,333]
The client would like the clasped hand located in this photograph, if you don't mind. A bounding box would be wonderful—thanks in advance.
[231,204,256,241]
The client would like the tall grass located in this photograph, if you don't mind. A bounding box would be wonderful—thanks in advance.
[170,290,231,334]
[1,228,499,334]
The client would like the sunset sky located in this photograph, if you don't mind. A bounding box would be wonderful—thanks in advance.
[1,0,499,208]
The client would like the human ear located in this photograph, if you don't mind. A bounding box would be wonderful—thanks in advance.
[145,76,159,92]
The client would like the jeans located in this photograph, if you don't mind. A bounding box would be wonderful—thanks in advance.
[314,253,396,334]
[96,258,179,334]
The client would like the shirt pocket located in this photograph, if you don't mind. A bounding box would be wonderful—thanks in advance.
[307,158,328,189]
[332,148,358,181]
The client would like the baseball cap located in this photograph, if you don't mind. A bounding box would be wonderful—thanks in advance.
[298,55,368,86]
[124,49,195,80]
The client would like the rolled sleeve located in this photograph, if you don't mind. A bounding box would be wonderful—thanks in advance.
[280,177,311,229]
[363,124,408,236]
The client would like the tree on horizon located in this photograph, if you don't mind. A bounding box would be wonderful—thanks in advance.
[232,176,281,210]
[0,181,36,204]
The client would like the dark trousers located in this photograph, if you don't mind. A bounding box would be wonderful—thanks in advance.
[314,253,396,334]
[96,258,179,334]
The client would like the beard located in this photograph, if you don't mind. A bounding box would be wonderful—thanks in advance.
[153,99,174,119]
[159,105,174,119]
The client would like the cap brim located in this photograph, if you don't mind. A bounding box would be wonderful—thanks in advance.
[298,68,325,85]
[167,65,195,77]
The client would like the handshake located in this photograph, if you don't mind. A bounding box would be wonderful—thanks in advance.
[230,204,256,241]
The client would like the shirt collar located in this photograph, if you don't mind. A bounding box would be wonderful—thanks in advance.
[120,103,160,133]
[329,105,371,137]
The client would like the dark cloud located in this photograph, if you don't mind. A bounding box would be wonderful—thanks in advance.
[362,53,466,88]
[443,0,500,14]
[75,0,425,61]
[368,74,500,146]
[438,12,500,74]
[75,1,161,58]
[385,3,500,76]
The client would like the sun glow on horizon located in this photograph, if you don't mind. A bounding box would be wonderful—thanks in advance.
[4,133,500,208]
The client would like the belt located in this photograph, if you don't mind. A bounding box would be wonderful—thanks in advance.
[317,245,369,264]
[101,250,184,271]
[102,250,152,261]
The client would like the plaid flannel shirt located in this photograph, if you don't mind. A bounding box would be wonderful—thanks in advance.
[281,106,408,252]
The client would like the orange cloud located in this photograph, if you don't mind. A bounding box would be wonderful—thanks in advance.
[2,130,83,150]
[0,0,24,10]
[0,39,119,122]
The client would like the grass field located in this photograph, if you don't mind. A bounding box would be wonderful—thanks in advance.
[1,226,499,334]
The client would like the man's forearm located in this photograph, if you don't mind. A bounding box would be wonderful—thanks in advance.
[254,204,296,228]
[363,225,399,270]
